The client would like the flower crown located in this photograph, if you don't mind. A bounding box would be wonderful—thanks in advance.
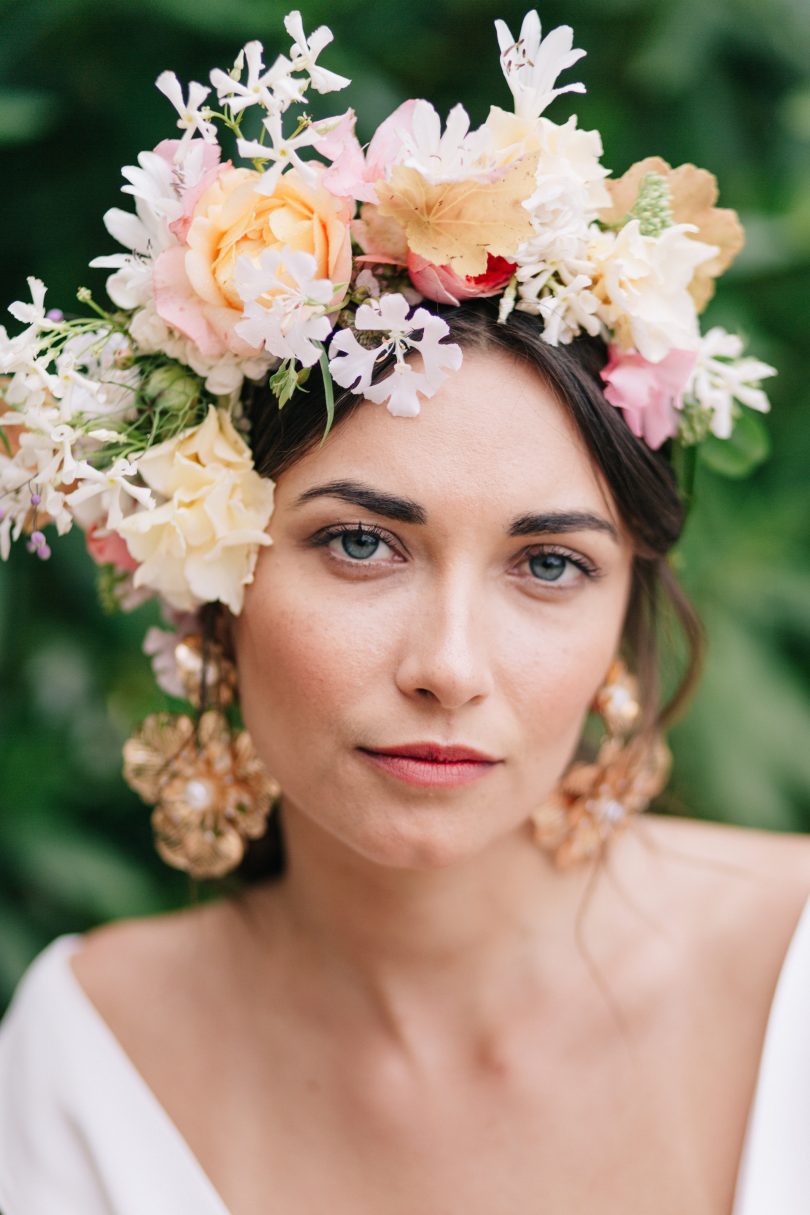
[1,8,776,625]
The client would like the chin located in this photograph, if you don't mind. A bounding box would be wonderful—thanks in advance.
[341,810,504,872]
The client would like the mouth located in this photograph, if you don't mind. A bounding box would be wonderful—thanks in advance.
[357,742,502,788]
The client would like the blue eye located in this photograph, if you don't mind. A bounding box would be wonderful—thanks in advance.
[528,552,569,582]
[330,527,394,561]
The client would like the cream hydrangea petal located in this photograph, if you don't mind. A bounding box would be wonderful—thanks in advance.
[115,406,274,613]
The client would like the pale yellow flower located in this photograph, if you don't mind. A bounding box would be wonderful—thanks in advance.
[600,157,744,311]
[589,221,717,362]
[116,406,274,613]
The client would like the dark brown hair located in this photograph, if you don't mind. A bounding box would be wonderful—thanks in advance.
[234,298,703,882]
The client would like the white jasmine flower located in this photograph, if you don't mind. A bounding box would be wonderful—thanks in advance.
[54,331,139,420]
[7,276,48,330]
[284,11,350,94]
[234,248,334,367]
[155,71,217,144]
[210,42,304,116]
[687,327,776,439]
[495,11,586,121]
[328,293,462,416]
[526,272,602,345]
[67,457,155,529]
[238,111,323,195]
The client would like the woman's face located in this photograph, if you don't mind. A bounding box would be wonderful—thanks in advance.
[233,348,635,869]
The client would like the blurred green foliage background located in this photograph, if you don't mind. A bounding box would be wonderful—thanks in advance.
[0,0,808,1005]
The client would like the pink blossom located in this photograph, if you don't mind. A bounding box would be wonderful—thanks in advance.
[153,139,224,241]
[366,100,419,177]
[317,101,419,205]
[85,524,139,573]
[600,346,697,450]
[407,252,516,306]
[316,110,377,203]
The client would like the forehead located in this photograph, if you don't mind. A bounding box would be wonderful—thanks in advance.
[276,347,618,525]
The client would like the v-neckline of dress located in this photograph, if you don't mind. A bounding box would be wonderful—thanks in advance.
[56,934,231,1215]
[52,893,810,1215]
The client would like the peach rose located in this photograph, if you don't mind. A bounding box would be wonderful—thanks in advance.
[154,166,353,360]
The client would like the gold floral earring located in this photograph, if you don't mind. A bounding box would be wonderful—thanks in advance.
[531,659,671,868]
[123,614,280,879]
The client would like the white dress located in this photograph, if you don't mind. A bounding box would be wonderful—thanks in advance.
[1,903,809,1215]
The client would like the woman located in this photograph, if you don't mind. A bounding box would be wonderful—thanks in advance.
[0,11,805,1215]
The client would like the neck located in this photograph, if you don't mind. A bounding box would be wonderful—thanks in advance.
[241,800,613,1051]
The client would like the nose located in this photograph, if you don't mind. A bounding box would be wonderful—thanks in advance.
[394,569,495,711]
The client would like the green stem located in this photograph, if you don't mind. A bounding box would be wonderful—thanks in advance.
[318,344,335,443]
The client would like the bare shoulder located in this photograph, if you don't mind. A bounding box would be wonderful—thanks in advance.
[70,898,235,1049]
[633,812,810,975]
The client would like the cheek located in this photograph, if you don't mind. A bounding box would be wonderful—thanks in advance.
[496,582,629,717]
[232,564,393,775]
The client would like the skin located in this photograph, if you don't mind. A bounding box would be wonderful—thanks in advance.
[71,349,810,1215]
[233,346,633,876]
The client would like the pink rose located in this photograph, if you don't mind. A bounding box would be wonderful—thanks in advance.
[600,347,697,450]
[407,252,517,306]
[153,165,353,360]
[85,524,139,573]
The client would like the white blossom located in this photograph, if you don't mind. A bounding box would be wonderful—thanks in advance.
[495,11,586,121]
[687,327,776,439]
[284,11,350,94]
[234,248,334,367]
[395,101,503,185]
[528,272,602,346]
[525,116,610,228]
[238,111,323,195]
[67,457,155,529]
[328,293,462,416]
[128,302,272,396]
[210,42,304,116]
[7,276,48,330]
[155,71,217,143]
[590,221,716,362]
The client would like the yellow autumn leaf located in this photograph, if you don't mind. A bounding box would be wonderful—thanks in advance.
[376,154,538,278]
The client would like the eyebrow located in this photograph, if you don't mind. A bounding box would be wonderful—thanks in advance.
[293,480,618,541]
[294,480,427,524]
[508,511,618,541]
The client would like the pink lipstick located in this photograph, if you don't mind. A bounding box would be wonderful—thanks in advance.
[358,742,501,788]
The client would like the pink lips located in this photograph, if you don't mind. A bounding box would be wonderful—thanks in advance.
[358,742,501,788]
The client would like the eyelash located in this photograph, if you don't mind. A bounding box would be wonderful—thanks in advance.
[310,522,401,559]
[309,523,601,586]
[525,544,600,581]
